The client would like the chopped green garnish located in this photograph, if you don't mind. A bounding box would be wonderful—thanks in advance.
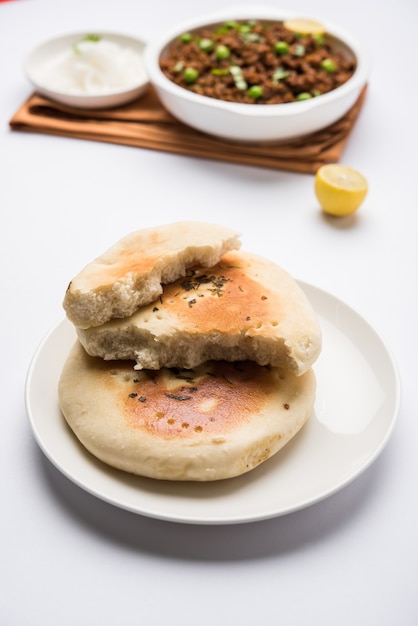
[292,44,306,57]
[199,38,215,52]
[229,65,247,90]
[241,32,261,43]
[313,33,325,46]
[210,68,230,75]
[272,67,290,83]
[73,33,101,54]
[83,34,101,42]
[215,26,231,35]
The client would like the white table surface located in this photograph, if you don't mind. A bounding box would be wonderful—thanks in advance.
[1,0,417,624]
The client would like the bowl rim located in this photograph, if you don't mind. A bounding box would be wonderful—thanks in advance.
[144,4,371,117]
[24,30,150,101]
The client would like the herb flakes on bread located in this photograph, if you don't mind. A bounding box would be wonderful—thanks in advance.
[77,250,321,375]
[63,221,241,329]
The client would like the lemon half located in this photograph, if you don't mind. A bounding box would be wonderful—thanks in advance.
[283,18,326,35]
[314,164,368,216]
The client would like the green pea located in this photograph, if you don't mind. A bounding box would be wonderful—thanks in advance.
[183,67,199,84]
[199,38,215,52]
[321,58,337,73]
[215,44,230,60]
[313,33,325,46]
[248,85,263,100]
[180,32,192,44]
[296,92,312,101]
[238,24,251,34]
[274,41,289,56]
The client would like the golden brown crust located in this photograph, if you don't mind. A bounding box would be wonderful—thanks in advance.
[63,222,241,328]
[78,250,322,375]
[58,341,316,481]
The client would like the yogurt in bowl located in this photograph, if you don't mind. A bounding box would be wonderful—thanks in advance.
[25,31,149,109]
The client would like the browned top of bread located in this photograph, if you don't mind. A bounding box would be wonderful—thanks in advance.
[63,221,241,328]
[58,341,316,481]
[77,250,322,375]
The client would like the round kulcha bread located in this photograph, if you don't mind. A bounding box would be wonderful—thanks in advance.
[63,221,241,329]
[58,341,316,481]
[77,250,322,376]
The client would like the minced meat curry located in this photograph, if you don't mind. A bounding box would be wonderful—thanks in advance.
[159,19,356,105]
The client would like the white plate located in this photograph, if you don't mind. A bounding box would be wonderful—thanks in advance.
[24,31,149,109]
[25,282,400,525]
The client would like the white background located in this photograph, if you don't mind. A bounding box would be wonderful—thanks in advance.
[1,0,417,624]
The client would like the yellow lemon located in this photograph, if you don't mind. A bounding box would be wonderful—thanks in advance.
[283,18,326,35]
[314,164,368,216]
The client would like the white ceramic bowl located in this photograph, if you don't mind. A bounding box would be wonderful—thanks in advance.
[25,31,150,109]
[144,5,370,142]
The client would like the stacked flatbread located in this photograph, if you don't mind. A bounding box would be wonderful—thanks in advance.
[59,221,321,481]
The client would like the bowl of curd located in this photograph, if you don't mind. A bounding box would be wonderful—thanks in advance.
[24,31,150,109]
